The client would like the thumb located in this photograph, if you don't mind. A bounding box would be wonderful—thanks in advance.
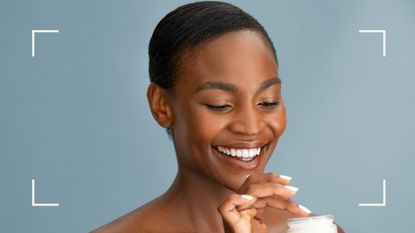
[218,194,256,225]
[240,208,257,221]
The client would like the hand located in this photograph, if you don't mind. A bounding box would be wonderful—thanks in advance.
[218,193,266,233]
[218,173,311,233]
[238,173,311,223]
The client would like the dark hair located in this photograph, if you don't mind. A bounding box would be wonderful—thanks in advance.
[148,1,278,139]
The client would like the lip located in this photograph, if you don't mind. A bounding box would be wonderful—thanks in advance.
[213,141,269,149]
[211,142,269,170]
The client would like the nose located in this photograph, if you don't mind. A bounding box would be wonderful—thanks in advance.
[228,103,264,136]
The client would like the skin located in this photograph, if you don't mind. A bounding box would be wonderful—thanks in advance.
[91,30,345,233]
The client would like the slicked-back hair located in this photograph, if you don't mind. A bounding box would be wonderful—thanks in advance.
[148,1,278,139]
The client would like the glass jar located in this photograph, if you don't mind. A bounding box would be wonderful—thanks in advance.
[287,215,337,233]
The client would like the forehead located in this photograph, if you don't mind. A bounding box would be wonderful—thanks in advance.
[176,30,278,92]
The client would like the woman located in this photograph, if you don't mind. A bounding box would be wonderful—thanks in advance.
[92,1,344,233]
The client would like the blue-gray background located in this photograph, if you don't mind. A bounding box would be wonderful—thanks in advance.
[1,0,414,232]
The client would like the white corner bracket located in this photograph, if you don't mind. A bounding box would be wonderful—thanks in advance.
[31,29,59,57]
[358,179,387,207]
[358,29,386,57]
[32,179,59,207]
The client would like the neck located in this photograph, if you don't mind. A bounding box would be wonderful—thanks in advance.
[162,167,234,233]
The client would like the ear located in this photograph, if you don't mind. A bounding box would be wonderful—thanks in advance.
[146,83,173,128]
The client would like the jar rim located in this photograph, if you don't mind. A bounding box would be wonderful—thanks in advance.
[287,214,334,226]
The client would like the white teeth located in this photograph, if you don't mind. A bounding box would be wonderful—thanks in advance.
[242,149,249,158]
[216,146,262,159]
[236,150,242,157]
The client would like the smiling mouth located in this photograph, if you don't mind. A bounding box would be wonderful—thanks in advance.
[212,142,270,162]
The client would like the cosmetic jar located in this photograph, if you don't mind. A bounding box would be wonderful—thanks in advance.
[287,215,337,233]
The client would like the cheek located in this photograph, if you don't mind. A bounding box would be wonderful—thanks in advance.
[192,109,225,140]
[172,105,218,166]
[178,106,223,146]
[266,104,287,138]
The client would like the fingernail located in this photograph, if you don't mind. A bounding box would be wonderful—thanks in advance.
[284,185,299,192]
[241,194,254,200]
[245,174,251,179]
[298,204,312,214]
[280,175,292,181]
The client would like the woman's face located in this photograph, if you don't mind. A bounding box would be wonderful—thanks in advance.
[170,30,286,191]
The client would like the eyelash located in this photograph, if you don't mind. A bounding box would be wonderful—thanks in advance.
[206,101,280,111]
[259,101,280,107]
[205,104,232,111]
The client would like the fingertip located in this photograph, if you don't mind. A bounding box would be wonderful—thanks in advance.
[241,194,254,201]
[287,201,312,217]
[280,175,292,182]
[284,185,299,193]
[298,204,312,215]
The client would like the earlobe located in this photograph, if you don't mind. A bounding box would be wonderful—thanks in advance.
[146,83,173,128]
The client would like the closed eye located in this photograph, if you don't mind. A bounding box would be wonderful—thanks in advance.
[205,101,280,112]
[258,101,280,108]
[205,104,232,111]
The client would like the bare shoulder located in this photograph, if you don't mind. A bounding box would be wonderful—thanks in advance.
[89,206,151,233]
[90,199,169,233]
[264,208,346,233]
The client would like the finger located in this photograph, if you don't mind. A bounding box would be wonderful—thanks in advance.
[240,173,292,192]
[244,182,298,198]
[250,196,291,209]
[287,201,312,217]
[218,194,257,224]
[238,195,291,212]
[253,208,265,224]
[243,196,311,217]
[236,193,289,212]
[239,207,257,221]
[252,216,268,233]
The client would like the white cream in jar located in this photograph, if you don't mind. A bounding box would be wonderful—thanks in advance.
[287,215,337,233]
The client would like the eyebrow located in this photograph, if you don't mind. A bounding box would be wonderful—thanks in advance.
[196,77,281,93]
